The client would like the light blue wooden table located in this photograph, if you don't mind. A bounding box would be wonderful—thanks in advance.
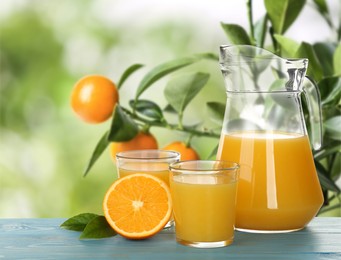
[1,217,340,259]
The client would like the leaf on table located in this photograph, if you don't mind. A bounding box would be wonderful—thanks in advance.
[83,131,110,177]
[220,23,252,45]
[117,63,144,90]
[108,104,138,142]
[60,213,100,231]
[164,72,209,114]
[129,99,164,121]
[264,0,306,34]
[80,215,117,239]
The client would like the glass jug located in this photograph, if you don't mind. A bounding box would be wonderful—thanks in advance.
[216,45,324,233]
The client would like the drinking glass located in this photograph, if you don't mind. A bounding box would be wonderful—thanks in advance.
[169,160,239,248]
[116,149,180,228]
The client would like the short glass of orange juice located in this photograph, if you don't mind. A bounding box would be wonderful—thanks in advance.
[116,149,180,227]
[169,160,239,248]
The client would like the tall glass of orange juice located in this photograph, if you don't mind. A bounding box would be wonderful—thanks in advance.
[169,160,239,248]
[116,150,180,227]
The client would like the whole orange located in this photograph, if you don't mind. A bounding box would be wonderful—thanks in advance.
[71,75,119,124]
[110,132,158,159]
[162,141,200,161]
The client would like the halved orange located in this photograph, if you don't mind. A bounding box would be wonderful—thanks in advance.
[103,173,172,240]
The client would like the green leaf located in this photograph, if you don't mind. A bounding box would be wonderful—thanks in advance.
[83,131,110,177]
[313,42,335,77]
[266,79,297,112]
[269,78,288,91]
[314,142,341,160]
[206,102,226,124]
[195,52,219,61]
[135,56,201,99]
[108,105,138,142]
[319,76,341,106]
[333,44,341,76]
[313,0,329,15]
[264,0,306,34]
[163,104,178,114]
[324,116,341,140]
[60,213,99,231]
[254,15,268,48]
[331,152,341,180]
[271,66,287,79]
[117,63,144,89]
[274,34,300,57]
[129,99,164,120]
[315,160,341,193]
[80,215,117,239]
[295,42,323,82]
[220,23,252,45]
[206,145,218,160]
[164,72,209,114]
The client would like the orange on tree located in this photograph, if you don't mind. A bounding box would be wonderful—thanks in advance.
[71,75,119,124]
[110,131,158,159]
[162,141,199,161]
[103,173,172,240]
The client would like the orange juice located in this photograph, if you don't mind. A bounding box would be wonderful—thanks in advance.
[217,131,324,232]
[118,162,170,186]
[170,175,237,243]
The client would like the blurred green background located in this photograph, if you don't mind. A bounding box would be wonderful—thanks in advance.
[1,0,340,218]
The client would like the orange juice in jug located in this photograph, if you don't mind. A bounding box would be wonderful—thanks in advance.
[217,131,324,232]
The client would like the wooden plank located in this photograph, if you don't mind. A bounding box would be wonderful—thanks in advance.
[0,218,340,259]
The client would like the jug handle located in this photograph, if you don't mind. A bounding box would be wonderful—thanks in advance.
[303,76,323,150]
